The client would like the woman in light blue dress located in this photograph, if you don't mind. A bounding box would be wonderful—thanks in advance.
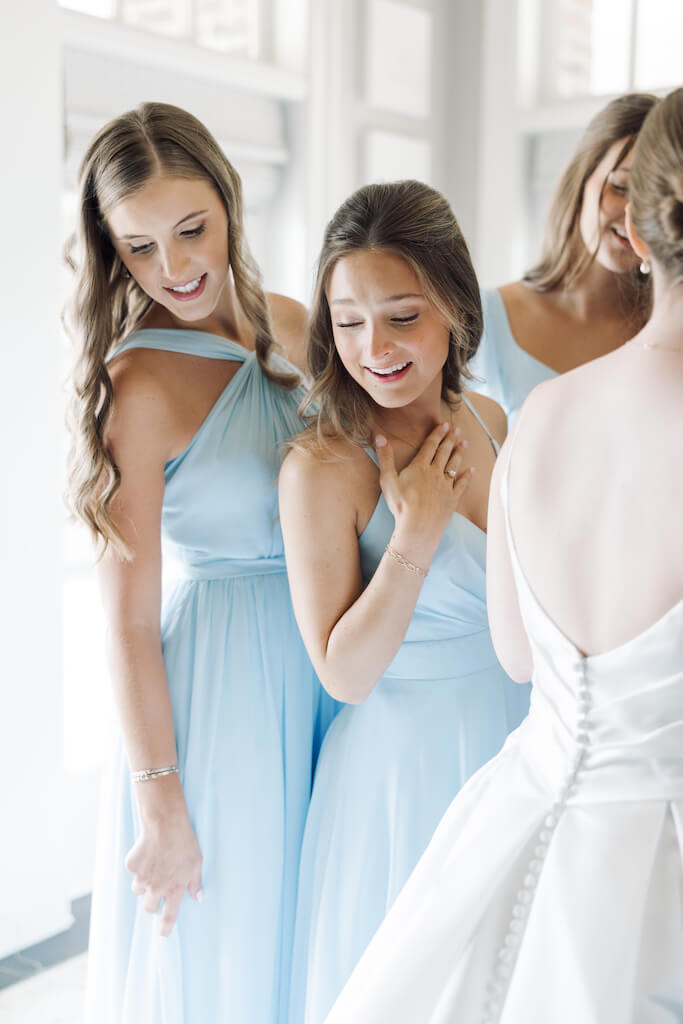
[470,93,656,423]
[66,102,333,1024]
[279,181,530,1024]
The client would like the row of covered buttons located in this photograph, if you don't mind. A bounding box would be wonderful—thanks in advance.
[480,662,591,1023]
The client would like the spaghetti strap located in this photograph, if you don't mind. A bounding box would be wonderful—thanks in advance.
[461,394,500,455]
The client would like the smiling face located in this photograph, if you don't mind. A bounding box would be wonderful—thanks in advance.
[579,137,639,274]
[106,174,230,322]
[326,249,451,409]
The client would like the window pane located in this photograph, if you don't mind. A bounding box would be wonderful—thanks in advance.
[58,0,116,16]
[635,0,683,91]
[120,0,191,38]
[542,0,632,100]
[59,0,265,59]
[588,0,632,95]
[195,0,259,56]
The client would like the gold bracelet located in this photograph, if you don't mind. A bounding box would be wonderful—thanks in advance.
[385,544,428,579]
[131,765,179,784]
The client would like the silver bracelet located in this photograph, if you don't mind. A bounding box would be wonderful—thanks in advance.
[385,544,428,579]
[131,764,179,784]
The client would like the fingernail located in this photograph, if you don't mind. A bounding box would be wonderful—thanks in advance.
[453,427,461,438]
[470,466,476,474]
[375,435,387,448]
[461,439,468,448]
[441,422,449,431]
[196,889,204,903]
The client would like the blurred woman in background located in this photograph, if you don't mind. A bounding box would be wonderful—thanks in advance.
[472,91,657,423]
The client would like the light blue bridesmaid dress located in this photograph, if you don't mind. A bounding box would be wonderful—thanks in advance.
[85,329,336,1024]
[288,398,531,1024]
[469,288,556,424]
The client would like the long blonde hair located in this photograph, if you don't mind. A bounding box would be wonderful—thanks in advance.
[524,92,657,321]
[65,101,295,559]
[299,180,482,453]
[629,88,683,286]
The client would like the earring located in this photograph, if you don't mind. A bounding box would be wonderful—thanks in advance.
[639,259,651,275]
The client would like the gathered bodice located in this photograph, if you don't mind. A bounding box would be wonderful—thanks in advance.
[503,466,683,806]
[110,328,306,579]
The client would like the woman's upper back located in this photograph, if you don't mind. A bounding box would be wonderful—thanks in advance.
[508,338,683,658]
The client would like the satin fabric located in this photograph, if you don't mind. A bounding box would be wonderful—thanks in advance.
[325,463,683,1024]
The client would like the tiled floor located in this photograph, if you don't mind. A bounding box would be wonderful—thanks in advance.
[0,953,87,1024]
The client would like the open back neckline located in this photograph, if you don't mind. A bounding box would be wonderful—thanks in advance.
[503,461,683,663]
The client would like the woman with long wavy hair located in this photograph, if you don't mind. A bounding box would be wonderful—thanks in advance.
[66,101,332,1024]
[472,92,657,423]
[279,180,531,1023]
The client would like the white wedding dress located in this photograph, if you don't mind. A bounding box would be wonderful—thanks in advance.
[326,464,683,1024]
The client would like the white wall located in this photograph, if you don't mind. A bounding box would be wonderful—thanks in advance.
[0,0,73,958]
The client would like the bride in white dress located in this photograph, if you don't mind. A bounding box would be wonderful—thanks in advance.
[326,87,683,1024]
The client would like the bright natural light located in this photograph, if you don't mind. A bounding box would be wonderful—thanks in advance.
[635,0,683,91]
[59,0,261,55]
[589,0,632,96]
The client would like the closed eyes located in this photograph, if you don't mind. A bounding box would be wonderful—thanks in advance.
[336,314,419,329]
[129,223,206,255]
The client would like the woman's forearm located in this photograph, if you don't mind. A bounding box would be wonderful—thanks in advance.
[318,524,438,703]
[106,622,188,823]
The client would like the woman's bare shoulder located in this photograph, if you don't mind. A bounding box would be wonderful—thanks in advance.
[282,432,372,484]
[106,350,178,458]
[266,292,309,372]
[463,390,508,445]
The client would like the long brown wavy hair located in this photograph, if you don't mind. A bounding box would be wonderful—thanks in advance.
[629,87,683,286]
[524,92,658,321]
[65,101,296,559]
[298,180,483,453]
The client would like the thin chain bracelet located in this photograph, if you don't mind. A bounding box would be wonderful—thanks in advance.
[385,544,428,579]
[131,764,179,784]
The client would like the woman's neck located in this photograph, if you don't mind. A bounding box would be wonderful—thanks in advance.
[372,379,452,448]
[148,275,255,346]
[553,260,631,322]
[635,275,683,352]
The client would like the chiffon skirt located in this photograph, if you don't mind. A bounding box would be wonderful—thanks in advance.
[289,641,530,1024]
[86,570,331,1024]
